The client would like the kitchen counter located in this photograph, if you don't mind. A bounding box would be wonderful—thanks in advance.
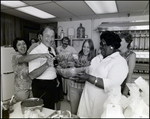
[9,102,55,118]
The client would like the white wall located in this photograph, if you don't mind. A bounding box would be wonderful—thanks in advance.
[58,15,149,53]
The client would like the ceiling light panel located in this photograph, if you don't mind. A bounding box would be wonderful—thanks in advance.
[16,6,56,19]
[1,1,27,8]
[85,1,118,14]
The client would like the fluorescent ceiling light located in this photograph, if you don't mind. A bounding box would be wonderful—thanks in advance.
[16,6,56,19]
[1,1,27,8]
[85,1,118,14]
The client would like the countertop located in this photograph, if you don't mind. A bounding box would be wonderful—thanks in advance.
[9,102,55,118]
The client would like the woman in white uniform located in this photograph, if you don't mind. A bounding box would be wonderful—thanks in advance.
[75,31,129,118]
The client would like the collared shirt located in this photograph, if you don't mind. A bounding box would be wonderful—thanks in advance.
[56,45,77,59]
[29,43,56,80]
[89,52,128,92]
[77,52,129,117]
[27,42,40,54]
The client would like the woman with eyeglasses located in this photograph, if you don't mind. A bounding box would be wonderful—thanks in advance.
[75,31,129,118]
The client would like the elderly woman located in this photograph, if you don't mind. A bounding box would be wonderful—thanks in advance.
[12,37,51,101]
[118,31,136,97]
[75,31,129,118]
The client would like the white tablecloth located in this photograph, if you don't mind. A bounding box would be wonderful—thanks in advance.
[9,102,55,118]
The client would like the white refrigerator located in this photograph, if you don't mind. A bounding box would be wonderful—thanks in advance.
[1,46,16,101]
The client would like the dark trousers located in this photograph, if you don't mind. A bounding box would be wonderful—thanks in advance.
[32,79,57,110]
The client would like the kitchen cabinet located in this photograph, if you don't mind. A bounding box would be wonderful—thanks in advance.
[129,30,149,81]
[1,12,40,46]
[132,51,149,81]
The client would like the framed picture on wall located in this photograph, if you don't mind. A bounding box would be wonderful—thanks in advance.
[23,26,39,41]
[29,33,37,41]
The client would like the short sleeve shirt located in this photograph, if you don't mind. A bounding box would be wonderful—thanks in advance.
[56,45,77,60]
[29,43,57,80]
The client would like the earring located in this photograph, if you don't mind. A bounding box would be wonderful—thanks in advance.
[110,46,113,50]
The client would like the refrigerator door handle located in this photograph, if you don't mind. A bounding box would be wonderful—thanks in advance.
[3,71,14,74]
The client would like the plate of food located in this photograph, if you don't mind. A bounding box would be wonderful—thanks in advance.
[47,110,80,118]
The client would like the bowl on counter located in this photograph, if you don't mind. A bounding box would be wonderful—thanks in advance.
[20,98,44,114]
[56,67,88,79]
[47,110,80,118]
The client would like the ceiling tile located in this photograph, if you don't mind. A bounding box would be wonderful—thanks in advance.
[34,2,74,18]
[22,1,52,5]
[78,14,99,20]
[55,1,95,16]
[97,13,120,19]
[61,17,81,22]
[33,18,64,23]
[1,1,149,23]
[1,5,10,10]
[118,11,144,17]
[117,1,149,12]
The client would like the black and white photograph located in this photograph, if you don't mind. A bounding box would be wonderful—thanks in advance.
[1,1,149,118]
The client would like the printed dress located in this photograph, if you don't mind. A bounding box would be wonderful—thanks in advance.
[12,53,32,92]
[120,50,135,92]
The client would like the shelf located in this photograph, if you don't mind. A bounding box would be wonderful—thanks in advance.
[55,38,90,41]
[72,38,90,40]
[132,73,149,80]
[55,38,91,47]
[134,51,149,58]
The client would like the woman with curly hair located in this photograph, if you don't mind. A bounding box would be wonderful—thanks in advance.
[118,31,136,97]
[76,31,129,118]
[12,37,51,101]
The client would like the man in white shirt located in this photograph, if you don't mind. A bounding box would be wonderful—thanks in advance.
[28,26,57,109]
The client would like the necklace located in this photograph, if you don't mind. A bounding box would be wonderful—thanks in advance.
[120,50,132,60]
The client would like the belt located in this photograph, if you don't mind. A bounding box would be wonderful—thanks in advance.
[33,78,57,82]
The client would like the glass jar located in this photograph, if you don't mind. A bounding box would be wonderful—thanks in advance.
[77,23,85,38]
[60,30,65,39]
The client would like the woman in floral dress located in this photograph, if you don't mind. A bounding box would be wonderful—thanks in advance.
[118,31,136,97]
[12,37,51,101]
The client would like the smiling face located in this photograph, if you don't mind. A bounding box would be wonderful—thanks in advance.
[16,40,27,55]
[62,38,69,48]
[99,39,112,58]
[83,41,90,56]
[41,28,55,47]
